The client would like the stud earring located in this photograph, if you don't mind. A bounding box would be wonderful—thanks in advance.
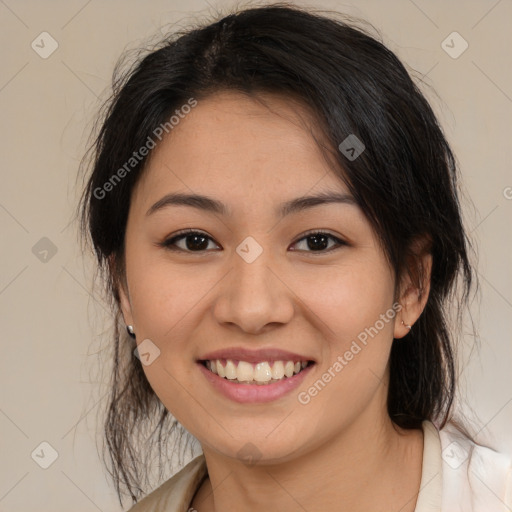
[401,320,412,330]
[126,325,136,338]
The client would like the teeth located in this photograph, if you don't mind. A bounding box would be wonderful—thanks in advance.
[254,362,272,382]
[271,361,284,379]
[225,360,237,380]
[237,361,254,382]
[284,361,295,378]
[204,358,310,384]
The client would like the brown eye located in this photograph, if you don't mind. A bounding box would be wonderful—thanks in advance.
[290,231,346,253]
[159,229,346,254]
[161,229,220,252]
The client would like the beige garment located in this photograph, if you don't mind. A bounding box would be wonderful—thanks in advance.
[128,421,440,511]
[129,453,207,512]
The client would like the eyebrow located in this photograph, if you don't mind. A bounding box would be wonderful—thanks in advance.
[146,191,357,218]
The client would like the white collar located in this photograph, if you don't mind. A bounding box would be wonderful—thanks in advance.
[414,420,443,512]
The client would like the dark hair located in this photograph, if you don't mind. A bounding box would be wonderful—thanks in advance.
[78,3,477,506]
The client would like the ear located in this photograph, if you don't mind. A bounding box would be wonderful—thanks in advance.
[394,235,432,339]
[109,254,134,328]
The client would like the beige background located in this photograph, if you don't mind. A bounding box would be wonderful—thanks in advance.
[1,0,511,511]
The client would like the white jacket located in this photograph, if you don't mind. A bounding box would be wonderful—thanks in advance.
[420,420,512,511]
[129,420,512,511]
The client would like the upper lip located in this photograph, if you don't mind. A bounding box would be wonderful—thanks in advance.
[198,347,315,364]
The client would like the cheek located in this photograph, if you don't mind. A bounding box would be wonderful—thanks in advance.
[288,255,395,346]
[124,255,205,400]
[127,250,211,339]
[290,257,396,413]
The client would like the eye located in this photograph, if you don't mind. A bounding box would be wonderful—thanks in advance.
[290,230,346,254]
[159,229,220,252]
[158,229,346,254]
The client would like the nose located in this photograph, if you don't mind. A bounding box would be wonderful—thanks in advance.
[213,250,295,335]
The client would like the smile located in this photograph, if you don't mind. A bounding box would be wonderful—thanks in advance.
[202,359,312,384]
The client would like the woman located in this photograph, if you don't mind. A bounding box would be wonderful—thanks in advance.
[79,4,512,511]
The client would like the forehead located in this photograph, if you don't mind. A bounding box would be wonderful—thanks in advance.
[133,91,349,208]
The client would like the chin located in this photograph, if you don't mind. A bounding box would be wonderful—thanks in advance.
[202,429,312,467]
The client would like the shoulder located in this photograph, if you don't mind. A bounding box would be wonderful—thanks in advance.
[436,420,512,512]
[127,455,207,512]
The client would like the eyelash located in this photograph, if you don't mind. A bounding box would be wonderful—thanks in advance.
[158,228,347,255]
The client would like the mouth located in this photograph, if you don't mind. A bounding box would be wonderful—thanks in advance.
[199,358,315,385]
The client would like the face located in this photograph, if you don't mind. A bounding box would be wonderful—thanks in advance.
[119,91,417,464]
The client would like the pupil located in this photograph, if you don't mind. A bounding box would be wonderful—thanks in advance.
[187,234,208,251]
[308,234,328,251]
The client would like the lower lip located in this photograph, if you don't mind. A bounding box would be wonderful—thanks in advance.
[197,362,315,403]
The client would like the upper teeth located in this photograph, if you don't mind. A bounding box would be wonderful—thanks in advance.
[205,359,309,384]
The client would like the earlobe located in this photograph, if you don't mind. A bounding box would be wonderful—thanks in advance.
[394,294,419,339]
